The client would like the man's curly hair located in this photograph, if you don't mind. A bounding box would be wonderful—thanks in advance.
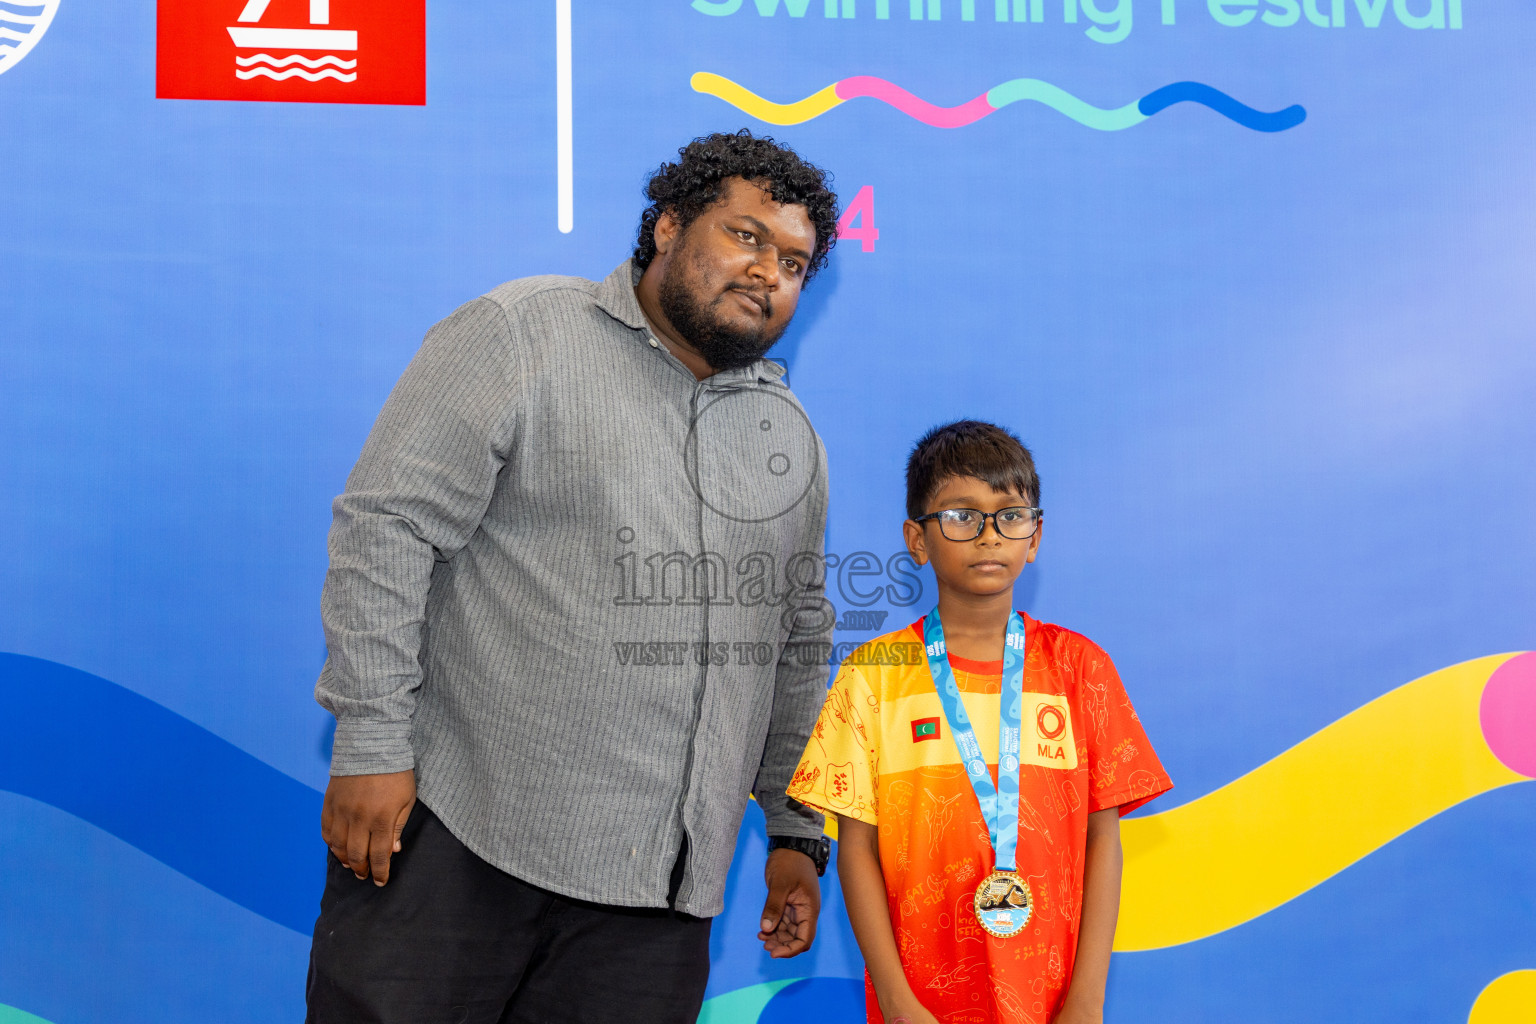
[633,130,839,282]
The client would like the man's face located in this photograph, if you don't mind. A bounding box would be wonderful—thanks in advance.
[655,177,817,372]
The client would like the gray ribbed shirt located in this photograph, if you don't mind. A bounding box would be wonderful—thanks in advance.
[316,260,830,916]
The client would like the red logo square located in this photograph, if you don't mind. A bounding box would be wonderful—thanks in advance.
[157,0,425,106]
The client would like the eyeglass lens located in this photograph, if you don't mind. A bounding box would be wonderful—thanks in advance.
[937,508,1040,541]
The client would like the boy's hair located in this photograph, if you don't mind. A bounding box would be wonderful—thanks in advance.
[905,420,1040,520]
[633,130,840,282]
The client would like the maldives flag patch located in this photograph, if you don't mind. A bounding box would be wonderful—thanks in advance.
[912,717,941,742]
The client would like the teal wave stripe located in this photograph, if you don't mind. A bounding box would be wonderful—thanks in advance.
[697,979,800,1024]
[985,78,1146,131]
[0,1005,56,1024]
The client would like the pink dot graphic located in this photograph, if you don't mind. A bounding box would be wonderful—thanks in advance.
[1480,652,1536,779]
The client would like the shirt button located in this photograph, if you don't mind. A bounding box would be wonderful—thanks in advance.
[630,847,637,857]
[648,336,659,349]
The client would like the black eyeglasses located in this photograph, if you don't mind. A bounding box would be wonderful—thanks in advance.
[913,506,1043,542]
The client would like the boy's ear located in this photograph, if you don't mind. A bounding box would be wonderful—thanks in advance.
[1024,519,1043,563]
[902,519,929,567]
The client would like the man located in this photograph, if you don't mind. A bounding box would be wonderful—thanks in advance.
[306,131,841,1023]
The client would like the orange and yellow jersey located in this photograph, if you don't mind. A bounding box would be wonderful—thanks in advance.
[787,612,1173,1024]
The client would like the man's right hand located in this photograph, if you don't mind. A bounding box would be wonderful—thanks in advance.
[320,770,417,886]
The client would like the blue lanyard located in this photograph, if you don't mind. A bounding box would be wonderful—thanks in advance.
[922,608,1027,873]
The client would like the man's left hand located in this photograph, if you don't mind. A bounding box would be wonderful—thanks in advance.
[758,847,821,958]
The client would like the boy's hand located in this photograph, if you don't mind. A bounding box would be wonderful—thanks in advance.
[321,770,416,886]
[881,994,941,1024]
[758,848,821,957]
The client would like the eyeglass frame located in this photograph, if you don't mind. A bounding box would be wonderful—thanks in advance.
[911,506,1045,542]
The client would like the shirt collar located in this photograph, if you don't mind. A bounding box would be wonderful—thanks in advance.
[593,258,651,331]
[594,259,790,388]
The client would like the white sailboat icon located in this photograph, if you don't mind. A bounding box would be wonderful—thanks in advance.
[227,0,357,82]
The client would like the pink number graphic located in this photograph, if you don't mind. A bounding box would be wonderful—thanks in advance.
[837,185,878,252]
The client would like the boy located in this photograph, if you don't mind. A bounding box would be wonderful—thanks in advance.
[788,420,1172,1024]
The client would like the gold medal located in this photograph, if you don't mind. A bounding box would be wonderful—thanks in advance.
[973,870,1032,938]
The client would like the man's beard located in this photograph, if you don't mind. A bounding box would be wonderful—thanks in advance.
[657,253,787,373]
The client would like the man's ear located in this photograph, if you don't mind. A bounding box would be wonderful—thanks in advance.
[902,519,929,567]
[653,209,681,258]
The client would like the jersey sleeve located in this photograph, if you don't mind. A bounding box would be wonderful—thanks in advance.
[1075,641,1174,815]
[786,660,880,826]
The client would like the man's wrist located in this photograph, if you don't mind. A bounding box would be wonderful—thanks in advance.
[767,834,830,876]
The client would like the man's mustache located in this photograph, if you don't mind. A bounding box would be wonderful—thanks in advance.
[725,286,772,318]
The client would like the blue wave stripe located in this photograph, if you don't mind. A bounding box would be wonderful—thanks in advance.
[0,36,20,46]
[0,654,324,934]
[0,18,34,32]
[761,978,866,1023]
[0,1,44,16]
[1138,82,1306,133]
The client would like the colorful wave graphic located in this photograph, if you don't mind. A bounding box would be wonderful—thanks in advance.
[4,650,1523,943]
[1115,651,1536,951]
[1,650,1530,1022]
[812,652,1533,946]
[724,653,1535,1022]
[0,655,324,934]
[690,72,1307,133]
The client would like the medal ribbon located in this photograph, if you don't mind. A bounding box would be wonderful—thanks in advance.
[922,608,1027,873]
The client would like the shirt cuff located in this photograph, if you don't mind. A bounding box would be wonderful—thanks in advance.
[764,796,826,839]
[328,718,415,776]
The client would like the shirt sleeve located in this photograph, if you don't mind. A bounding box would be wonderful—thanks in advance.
[1075,640,1174,815]
[753,456,833,839]
[315,297,520,776]
[786,660,880,827]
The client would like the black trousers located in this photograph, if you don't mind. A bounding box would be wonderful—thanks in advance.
[306,802,712,1024]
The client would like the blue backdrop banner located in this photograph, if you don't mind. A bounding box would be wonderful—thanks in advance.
[3,1,1534,1022]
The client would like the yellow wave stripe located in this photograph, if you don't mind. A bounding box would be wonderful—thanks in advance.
[1467,970,1536,1024]
[1115,653,1528,951]
[689,72,842,126]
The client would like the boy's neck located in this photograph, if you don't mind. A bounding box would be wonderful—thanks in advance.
[933,585,1017,663]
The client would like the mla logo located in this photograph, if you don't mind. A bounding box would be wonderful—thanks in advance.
[0,0,61,79]
[1021,693,1078,771]
[156,0,424,105]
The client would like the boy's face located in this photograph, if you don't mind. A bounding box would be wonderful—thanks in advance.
[903,475,1042,601]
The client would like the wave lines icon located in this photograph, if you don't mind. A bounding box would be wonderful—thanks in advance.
[691,72,1306,133]
[235,52,356,83]
[236,52,356,69]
